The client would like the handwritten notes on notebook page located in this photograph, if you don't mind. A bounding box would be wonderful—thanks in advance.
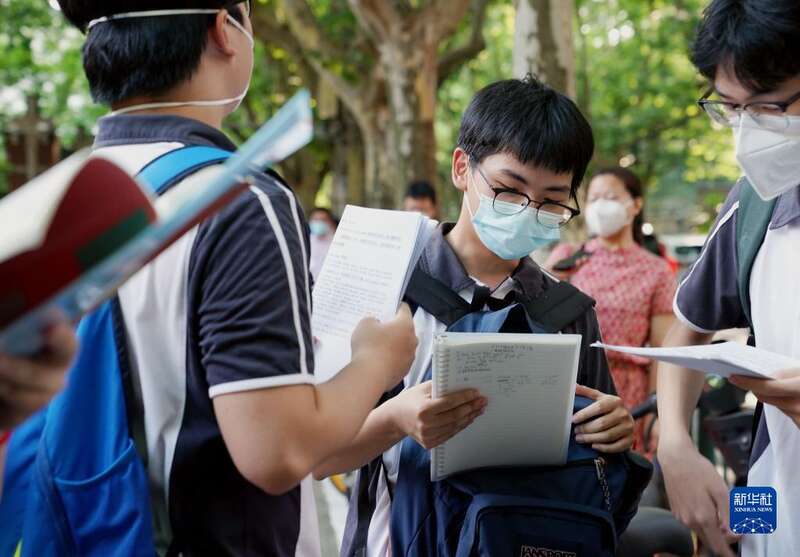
[312,205,436,382]
[592,341,800,379]
[430,332,582,481]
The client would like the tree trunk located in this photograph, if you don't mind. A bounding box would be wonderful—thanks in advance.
[327,108,367,213]
[376,30,439,208]
[513,0,576,97]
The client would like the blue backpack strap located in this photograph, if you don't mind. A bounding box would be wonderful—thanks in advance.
[137,145,232,195]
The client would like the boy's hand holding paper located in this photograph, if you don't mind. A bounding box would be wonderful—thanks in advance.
[350,303,419,393]
[311,206,436,382]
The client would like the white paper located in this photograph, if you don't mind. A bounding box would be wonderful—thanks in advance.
[592,341,800,379]
[311,206,435,382]
[431,333,582,480]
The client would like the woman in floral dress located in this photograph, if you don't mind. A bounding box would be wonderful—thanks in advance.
[546,167,676,457]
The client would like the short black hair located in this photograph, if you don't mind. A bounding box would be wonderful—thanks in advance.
[405,180,437,204]
[309,207,338,226]
[691,0,800,93]
[457,75,594,197]
[57,1,245,104]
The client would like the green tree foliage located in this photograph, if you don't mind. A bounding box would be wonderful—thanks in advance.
[0,0,741,232]
[0,0,103,194]
[573,0,740,232]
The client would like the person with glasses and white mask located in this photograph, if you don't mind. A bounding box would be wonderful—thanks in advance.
[546,167,676,459]
[657,1,800,556]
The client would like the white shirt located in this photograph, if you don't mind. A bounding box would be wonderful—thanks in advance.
[742,221,800,556]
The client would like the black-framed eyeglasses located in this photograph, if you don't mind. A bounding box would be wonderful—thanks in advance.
[224,0,252,17]
[473,164,580,229]
[698,87,800,131]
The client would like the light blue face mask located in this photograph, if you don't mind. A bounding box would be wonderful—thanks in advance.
[466,181,561,261]
[309,221,332,237]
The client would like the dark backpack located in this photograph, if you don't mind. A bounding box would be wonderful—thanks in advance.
[343,269,653,557]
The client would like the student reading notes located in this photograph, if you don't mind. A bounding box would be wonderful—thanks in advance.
[314,76,634,557]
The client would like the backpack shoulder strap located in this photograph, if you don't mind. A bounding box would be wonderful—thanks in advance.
[403,268,472,327]
[130,145,231,555]
[137,145,233,195]
[735,177,777,330]
[521,280,596,333]
[404,267,595,333]
[123,144,233,461]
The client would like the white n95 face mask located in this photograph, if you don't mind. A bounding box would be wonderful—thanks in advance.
[734,113,800,201]
[87,9,255,116]
[585,199,631,238]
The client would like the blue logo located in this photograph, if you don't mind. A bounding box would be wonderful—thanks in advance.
[730,487,777,534]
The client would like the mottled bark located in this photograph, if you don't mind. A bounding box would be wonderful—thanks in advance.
[513,0,576,97]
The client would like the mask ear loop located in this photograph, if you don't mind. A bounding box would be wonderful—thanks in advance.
[89,8,254,117]
[464,162,480,219]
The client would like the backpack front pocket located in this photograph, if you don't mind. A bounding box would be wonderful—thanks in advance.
[455,494,617,557]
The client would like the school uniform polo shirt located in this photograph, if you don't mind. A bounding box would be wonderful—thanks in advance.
[346,223,617,557]
[674,181,800,556]
[93,114,320,557]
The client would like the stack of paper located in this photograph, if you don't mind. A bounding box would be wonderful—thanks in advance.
[592,341,800,379]
[311,206,436,382]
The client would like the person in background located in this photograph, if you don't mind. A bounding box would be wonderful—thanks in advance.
[308,207,338,280]
[546,167,676,457]
[403,180,439,220]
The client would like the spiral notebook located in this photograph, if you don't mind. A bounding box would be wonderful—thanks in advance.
[430,332,582,481]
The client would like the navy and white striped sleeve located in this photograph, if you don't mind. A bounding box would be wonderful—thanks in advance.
[190,173,315,398]
[673,182,748,333]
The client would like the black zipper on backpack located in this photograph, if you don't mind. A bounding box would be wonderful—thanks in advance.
[595,457,613,512]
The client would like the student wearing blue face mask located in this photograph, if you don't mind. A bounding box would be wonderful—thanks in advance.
[314,76,635,557]
[308,207,339,280]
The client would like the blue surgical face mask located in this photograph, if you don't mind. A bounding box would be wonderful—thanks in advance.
[309,221,332,237]
[466,173,561,260]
